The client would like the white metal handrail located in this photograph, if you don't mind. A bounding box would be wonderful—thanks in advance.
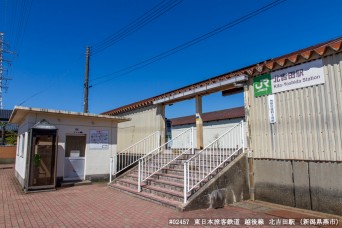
[138,127,194,192]
[183,121,244,203]
[109,131,160,182]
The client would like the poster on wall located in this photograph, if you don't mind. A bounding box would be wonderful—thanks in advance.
[89,130,109,149]
[253,59,325,97]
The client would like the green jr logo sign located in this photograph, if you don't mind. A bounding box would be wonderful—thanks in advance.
[253,74,272,97]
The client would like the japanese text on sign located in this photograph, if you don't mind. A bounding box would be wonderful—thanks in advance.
[89,130,109,149]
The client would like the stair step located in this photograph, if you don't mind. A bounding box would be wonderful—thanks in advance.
[118,174,187,194]
[161,167,211,175]
[157,173,183,179]
[146,178,184,192]
[118,173,206,194]
[130,166,225,182]
[109,183,181,209]
[147,178,184,187]
[116,178,138,189]
[128,173,184,184]
[116,173,202,196]
[109,149,243,209]
[142,185,188,202]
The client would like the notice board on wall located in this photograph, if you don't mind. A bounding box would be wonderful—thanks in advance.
[89,130,109,149]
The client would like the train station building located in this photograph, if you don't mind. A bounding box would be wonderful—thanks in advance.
[10,37,342,215]
[104,37,342,215]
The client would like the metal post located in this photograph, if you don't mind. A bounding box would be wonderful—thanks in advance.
[138,159,141,192]
[191,127,194,154]
[241,120,245,153]
[109,157,113,183]
[157,131,161,148]
[183,162,187,204]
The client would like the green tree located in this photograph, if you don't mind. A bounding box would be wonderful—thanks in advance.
[5,130,17,145]
[0,121,6,145]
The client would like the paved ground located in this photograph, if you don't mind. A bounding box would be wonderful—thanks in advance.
[0,165,341,228]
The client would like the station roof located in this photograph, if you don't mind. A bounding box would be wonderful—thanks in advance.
[9,106,130,124]
[170,107,244,126]
[103,36,342,116]
[0,109,13,121]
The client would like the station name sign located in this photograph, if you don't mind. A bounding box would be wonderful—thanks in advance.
[253,59,325,97]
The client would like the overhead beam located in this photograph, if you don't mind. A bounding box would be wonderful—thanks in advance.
[222,86,244,96]
[153,75,247,105]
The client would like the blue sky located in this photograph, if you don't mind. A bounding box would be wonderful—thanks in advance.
[1,0,341,118]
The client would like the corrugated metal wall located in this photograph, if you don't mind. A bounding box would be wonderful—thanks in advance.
[117,105,165,152]
[172,119,246,148]
[249,53,342,161]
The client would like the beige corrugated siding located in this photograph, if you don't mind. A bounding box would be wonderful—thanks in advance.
[249,53,342,161]
[117,105,165,152]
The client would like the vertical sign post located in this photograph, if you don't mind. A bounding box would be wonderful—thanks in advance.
[268,95,276,124]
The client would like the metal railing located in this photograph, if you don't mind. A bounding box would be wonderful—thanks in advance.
[183,121,244,203]
[109,131,160,182]
[138,127,194,192]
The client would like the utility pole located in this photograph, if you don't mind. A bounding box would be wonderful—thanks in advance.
[0,32,12,110]
[83,46,90,113]
[0,32,4,110]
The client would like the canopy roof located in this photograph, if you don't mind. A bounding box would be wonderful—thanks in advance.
[9,106,130,124]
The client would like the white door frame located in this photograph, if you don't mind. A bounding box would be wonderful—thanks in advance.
[63,134,86,181]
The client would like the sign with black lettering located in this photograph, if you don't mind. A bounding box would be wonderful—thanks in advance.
[268,95,276,124]
[271,59,324,93]
[253,59,325,97]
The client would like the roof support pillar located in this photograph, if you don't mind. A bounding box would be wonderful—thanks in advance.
[195,95,203,150]
[156,104,166,145]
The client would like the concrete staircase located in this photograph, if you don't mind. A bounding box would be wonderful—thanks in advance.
[108,150,241,210]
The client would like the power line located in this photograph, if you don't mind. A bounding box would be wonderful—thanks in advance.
[14,0,183,108]
[9,0,19,44]
[90,0,287,87]
[17,54,84,106]
[17,0,180,107]
[13,0,33,55]
[90,0,183,56]
[0,0,33,77]
[0,0,33,108]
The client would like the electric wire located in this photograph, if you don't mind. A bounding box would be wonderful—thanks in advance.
[9,0,19,45]
[90,0,287,87]
[13,0,33,55]
[91,0,170,50]
[19,0,183,107]
[0,0,33,60]
[18,54,84,106]
[90,0,183,56]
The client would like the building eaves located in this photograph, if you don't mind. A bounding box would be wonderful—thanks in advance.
[9,106,131,124]
[103,36,342,116]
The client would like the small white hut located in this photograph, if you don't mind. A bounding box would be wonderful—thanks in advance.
[9,106,129,192]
